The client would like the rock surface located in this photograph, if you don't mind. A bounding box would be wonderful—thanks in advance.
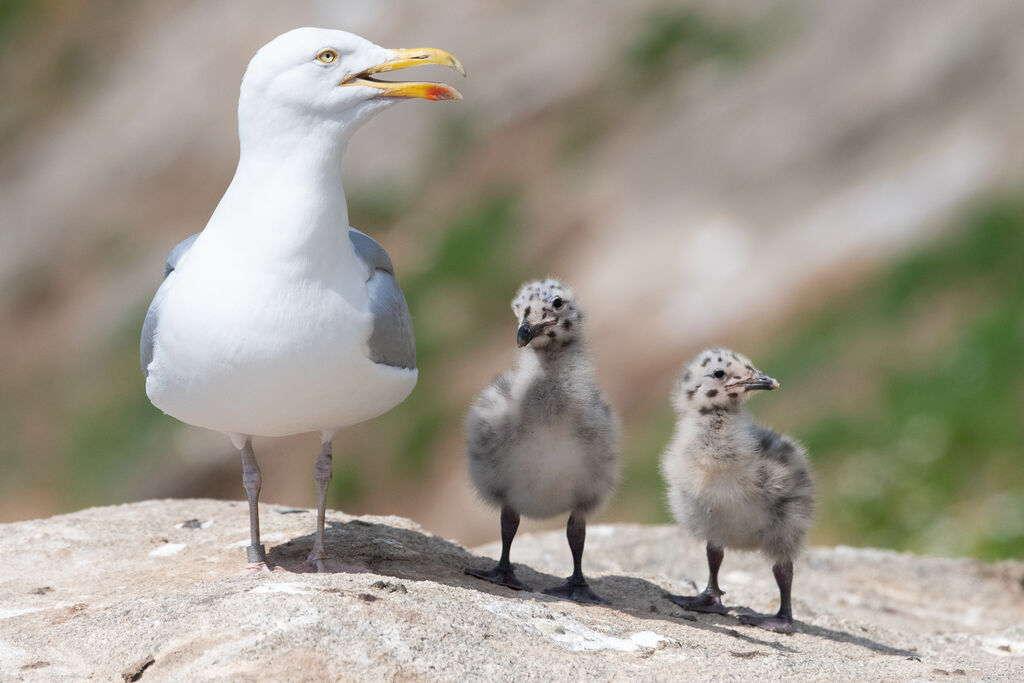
[1,500,1022,681]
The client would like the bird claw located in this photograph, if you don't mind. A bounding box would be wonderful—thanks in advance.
[543,579,608,605]
[738,612,795,634]
[464,565,532,592]
[666,590,728,614]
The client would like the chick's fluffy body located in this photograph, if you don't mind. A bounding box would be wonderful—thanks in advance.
[661,351,814,562]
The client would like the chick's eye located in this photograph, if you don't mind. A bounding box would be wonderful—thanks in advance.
[713,369,726,379]
[317,49,338,64]
[552,297,564,309]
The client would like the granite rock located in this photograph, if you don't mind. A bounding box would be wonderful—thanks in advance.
[1,500,1022,681]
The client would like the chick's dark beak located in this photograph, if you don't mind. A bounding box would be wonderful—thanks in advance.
[744,373,780,391]
[516,319,557,348]
[516,323,535,348]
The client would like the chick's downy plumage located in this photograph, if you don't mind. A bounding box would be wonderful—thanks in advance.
[465,279,619,603]
[661,348,814,632]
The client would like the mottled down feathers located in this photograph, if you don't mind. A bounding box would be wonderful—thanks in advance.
[466,279,619,519]
[661,348,815,561]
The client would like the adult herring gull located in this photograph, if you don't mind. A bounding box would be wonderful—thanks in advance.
[141,28,463,571]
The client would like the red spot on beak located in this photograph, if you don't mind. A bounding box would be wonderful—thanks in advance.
[423,84,461,101]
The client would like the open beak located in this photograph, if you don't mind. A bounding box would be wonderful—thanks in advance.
[742,374,780,392]
[517,319,557,348]
[341,47,465,101]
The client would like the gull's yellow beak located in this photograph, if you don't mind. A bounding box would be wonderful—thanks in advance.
[341,47,465,101]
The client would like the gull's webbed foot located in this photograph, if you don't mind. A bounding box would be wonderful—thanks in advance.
[465,564,532,591]
[233,544,281,575]
[543,578,608,605]
[247,543,268,564]
[666,590,728,615]
[738,612,795,634]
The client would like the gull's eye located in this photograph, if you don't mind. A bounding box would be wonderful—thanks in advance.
[552,297,564,310]
[713,369,726,379]
[317,49,338,64]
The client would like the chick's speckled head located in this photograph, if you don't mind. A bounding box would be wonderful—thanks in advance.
[673,347,779,413]
[511,279,583,350]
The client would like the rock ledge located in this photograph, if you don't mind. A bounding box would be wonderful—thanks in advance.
[1,500,1022,681]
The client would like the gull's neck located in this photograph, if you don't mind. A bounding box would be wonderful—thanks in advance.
[202,104,386,281]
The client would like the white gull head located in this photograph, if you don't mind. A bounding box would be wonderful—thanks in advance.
[237,27,463,158]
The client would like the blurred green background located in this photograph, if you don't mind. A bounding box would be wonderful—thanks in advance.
[1,0,1022,559]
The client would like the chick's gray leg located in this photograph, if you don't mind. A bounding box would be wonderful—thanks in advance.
[465,505,532,591]
[739,560,795,634]
[240,440,268,566]
[667,543,727,614]
[542,513,608,605]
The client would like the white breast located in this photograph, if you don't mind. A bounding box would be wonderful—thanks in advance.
[145,241,416,438]
[501,421,591,519]
[662,419,766,550]
[693,466,764,549]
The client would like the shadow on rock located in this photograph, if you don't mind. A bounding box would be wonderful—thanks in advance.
[787,620,917,657]
[687,602,919,657]
[266,518,671,606]
[262,518,742,635]
[264,517,916,658]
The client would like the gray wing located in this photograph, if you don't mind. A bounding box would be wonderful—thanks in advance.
[140,233,200,377]
[350,228,416,370]
[163,233,199,277]
[750,423,815,559]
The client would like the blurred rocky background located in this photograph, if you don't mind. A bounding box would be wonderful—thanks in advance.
[1,0,1022,558]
